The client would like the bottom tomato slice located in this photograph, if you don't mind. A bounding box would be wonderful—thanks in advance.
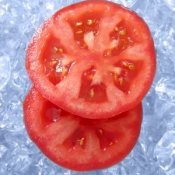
[23,88,142,171]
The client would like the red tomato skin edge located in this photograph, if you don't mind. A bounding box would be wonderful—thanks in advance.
[23,88,143,171]
[26,0,155,119]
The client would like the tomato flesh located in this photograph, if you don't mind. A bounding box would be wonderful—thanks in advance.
[70,13,101,49]
[26,0,156,119]
[24,88,142,171]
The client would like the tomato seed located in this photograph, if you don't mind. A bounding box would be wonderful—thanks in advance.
[122,61,128,67]
[104,50,112,57]
[61,67,67,76]
[110,39,119,49]
[76,30,83,34]
[122,61,135,70]
[114,27,119,32]
[79,137,85,146]
[87,19,93,25]
[54,47,58,52]
[54,47,63,53]
[128,37,134,44]
[128,64,135,70]
[89,89,95,98]
[50,60,58,66]
[118,77,124,85]
[58,48,63,53]
[76,21,83,26]
[119,29,126,36]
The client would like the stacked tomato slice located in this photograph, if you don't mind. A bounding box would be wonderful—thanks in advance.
[24,0,156,171]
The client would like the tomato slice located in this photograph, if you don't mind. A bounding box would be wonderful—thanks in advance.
[26,0,156,119]
[23,88,142,171]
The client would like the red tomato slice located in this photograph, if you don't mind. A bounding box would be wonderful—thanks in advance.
[23,88,142,171]
[26,0,156,119]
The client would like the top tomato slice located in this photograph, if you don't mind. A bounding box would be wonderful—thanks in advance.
[26,0,156,119]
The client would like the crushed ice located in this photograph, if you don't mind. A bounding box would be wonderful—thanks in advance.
[0,0,175,174]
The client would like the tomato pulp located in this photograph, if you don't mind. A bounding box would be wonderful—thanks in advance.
[26,0,156,119]
[23,88,142,171]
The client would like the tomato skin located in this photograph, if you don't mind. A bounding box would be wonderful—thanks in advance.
[26,0,156,119]
[23,88,142,171]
